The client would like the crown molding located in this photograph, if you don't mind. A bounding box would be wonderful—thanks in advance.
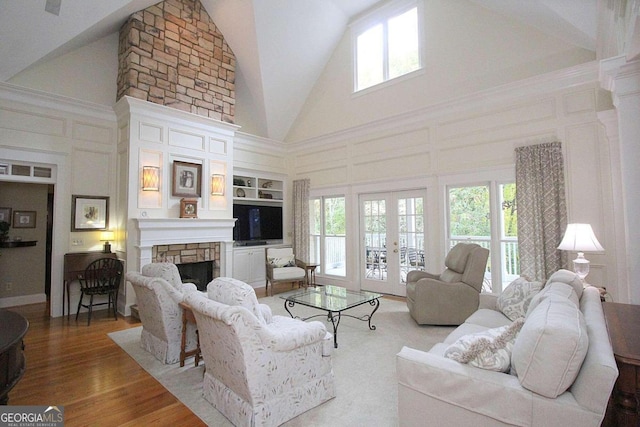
[0,82,116,122]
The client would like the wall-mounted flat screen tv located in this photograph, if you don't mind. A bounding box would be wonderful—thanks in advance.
[233,204,283,243]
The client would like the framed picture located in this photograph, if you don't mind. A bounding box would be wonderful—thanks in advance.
[0,207,11,223]
[13,210,36,228]
[72,195,109,231]
[172,161,202,197]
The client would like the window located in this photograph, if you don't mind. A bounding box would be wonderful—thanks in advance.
[447,182,518,293]
[309,196,346,277]
[353,0,422,91]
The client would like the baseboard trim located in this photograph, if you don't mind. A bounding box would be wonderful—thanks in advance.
[0,293,47,308]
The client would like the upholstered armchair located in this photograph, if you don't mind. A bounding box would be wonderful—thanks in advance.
[206,276,273,324]
[406,243,489,325]
[265,247,306,296]
[125,263,199,364]
[186,279,335,427]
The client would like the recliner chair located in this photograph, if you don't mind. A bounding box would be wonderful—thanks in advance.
[406,243,489,325]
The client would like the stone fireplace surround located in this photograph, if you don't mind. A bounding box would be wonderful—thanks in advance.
[132,218,235,295]
[153,241,220,290]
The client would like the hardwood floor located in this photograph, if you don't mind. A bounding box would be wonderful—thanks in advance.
[5,303,205,427]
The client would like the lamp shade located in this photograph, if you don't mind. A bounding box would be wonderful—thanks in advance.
[100,231,115,242]
[142,166,160,191]
[211,174,225,196]
[558,224,604,252]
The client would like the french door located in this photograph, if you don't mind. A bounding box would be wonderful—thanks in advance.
[360,190,426,296]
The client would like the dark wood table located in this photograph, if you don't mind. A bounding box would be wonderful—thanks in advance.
[0,309,29,405]
[63,251,117,318]
[602,302,640,427]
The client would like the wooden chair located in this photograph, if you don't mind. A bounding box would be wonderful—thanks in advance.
[76,257,123,325]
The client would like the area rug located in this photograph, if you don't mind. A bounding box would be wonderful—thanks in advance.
[108,295,454,426]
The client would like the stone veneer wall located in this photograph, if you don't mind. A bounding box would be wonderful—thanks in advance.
[152,241,220,265]
[117,0,235,122]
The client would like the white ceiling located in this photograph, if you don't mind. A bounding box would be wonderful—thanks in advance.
[0,0,595,140]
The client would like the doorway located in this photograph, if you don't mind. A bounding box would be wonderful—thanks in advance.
[360,190,426,296]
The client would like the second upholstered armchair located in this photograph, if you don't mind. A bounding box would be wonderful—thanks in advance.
[186,277,335,426]
[126,262,199,364]
[406,243,489,325]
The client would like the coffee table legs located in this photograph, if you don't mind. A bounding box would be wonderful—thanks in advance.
[284,297,380,348]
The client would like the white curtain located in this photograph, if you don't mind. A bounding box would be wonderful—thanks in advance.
[515,142,568,282]
[292,179,310,262]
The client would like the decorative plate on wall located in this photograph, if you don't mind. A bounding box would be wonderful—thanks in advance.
[236,188,245,197]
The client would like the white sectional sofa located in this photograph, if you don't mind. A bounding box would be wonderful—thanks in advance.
[397,270,618,426]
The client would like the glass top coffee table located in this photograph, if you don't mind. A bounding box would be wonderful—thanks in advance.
[279,285,382,348]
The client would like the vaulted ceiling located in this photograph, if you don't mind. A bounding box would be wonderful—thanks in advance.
[0,0,596,140]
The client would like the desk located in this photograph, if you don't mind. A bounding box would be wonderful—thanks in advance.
[63,252,117,318]
[602,302,640,427]
[179,302,201,368]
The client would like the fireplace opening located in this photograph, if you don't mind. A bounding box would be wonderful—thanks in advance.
[176,261,216,291]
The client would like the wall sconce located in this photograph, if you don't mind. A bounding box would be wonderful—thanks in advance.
[142,166,160,191]
[100,230,115,253]
[557,223,604,282]
[211,174,225,196]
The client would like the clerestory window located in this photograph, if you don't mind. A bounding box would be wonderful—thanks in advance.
[352,0,423,92]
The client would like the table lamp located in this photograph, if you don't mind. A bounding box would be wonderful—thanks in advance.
[557,223,604,282]
[100,231,115,253]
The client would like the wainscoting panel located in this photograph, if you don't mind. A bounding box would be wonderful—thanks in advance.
[436,98,557,141]
[73,121,113,145]
[352,128,430,155]
[304,166,349,187]
[168,128,206,152]
[294,144,349,170]
[563,88,597,117]
[209,137,228,155]
[352,152,431,183]
[138,122,163,144]
[0,107,66,137]
[71,148,113,196]
[564,122,603,222]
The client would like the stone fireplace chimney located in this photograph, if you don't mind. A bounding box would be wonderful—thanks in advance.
[117,0,235,123]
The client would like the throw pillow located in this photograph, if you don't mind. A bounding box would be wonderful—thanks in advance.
[545,269,584,299]
[497,277,544,321]
[512,297,589,398]
[444,318,525,372]
[526,282,579,318]
[268,254,295,268]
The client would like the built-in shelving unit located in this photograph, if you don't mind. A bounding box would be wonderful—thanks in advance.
[233,174,283,203]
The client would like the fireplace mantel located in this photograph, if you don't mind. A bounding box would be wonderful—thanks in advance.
[134,218,237,247]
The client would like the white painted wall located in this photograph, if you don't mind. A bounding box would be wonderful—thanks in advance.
[288,63,626,301]
[286,0,595,142]
[8,33,119,107]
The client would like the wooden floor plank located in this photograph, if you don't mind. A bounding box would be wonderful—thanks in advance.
[5,303,205,426]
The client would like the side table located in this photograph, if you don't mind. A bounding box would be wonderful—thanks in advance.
[299,262,319,287]
[178,302,201,368]
[602,302,640,427]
